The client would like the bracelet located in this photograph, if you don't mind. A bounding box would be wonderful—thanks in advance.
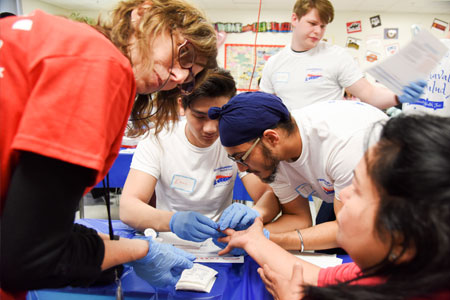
[295,229,304,252]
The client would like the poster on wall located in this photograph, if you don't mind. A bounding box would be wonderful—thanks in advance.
[346,21,362,33]
[385,43,400,56]
[366,35,383,52]
[384,28,399,39]
[224,44,285,91]
[369,15,381,28]
[366,50,380,63]
[431,18,448,33]
[346,37,361,50]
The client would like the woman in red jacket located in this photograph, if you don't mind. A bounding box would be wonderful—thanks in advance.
[0,0,217,298]
[219,114,450,300]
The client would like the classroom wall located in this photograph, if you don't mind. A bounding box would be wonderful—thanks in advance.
[22,0,71,16]
[205,9,450,71]
[21,0,450,83]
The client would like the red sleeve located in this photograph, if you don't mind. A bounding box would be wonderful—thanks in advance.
[318,262,383,286]
[318,264,450,299]
[12,55,135,186]
[0,289,26,300]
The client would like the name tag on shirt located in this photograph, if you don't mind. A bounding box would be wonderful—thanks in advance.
[296,183,315,198]
[275,72,289,83]
[171,175,196,193]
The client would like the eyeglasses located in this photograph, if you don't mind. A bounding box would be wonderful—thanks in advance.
[157,34,196,94]
[227,138,260,167]
[176,39,196,95]
[178,66,195,95]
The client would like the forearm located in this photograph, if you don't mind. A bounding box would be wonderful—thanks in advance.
[253,193,281,224]
[348,78,398,109]
[245,235,320,285]
[1,153,114,291]
[241,173,273,204]
[120,196,173,232]
[362,85,397,109]
[85,227,149,270]
[264,213,312,233]
[271,221,339,251]
[102,238,148,270]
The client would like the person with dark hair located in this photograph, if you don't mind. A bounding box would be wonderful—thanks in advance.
[1,0,218,298]
[259,0,426,111]
[218,114,450,300]
[120,69,271,244]
[207,91,387,252]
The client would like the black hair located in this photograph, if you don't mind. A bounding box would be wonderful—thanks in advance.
[181,68,236,109]
[304,114,450,300]
[0,12,16,18]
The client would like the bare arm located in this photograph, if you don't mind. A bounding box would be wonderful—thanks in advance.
[101,238,148,270]
[251,189,282,224]
[271,198,343,251]
[346,77,397,109]
[219,218,321,285]
[120,168,174,232]
[241,173,273,204]
[264,195,312,233]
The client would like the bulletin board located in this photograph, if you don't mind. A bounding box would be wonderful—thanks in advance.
[224,44,285,91]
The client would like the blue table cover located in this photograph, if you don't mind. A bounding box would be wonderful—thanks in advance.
[27,219,273,300]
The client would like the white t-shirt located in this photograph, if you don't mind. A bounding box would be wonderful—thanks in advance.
[260,41,363,111]
[271,101,388,204]
[403,39,450,117]
[131,119,244,221]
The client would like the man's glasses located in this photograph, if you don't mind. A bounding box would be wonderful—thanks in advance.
[227,138,260,168]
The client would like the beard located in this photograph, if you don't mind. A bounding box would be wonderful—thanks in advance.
[259,142,280,184]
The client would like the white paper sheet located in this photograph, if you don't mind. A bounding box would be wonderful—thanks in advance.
[289,251,343,268]
[157,232,244,263]
[176,263,218,293]
[366,29,448,95]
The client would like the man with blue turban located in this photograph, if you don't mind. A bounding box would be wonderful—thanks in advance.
[208,91,387,252]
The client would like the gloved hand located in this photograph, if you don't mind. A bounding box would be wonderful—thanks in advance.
[127,236,195,288]
[213,228,270,256]
[397,80,427,104]
[218,203,260,231]
[170,211,220,242]
[386,107,403,117]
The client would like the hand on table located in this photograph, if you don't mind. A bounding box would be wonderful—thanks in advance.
[128,236,195,288]
[258,263,305,300]
[170,211,220,242]
[216,218,269,256]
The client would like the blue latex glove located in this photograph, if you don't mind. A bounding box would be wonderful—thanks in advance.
[213,228,270,256]
[218,203,260,231]
[397,80,427,104]
[127,236,195,288]
[386,107,403,118]
[170,211,221,242]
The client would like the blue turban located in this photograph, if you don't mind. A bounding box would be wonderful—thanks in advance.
[208,91,290,147]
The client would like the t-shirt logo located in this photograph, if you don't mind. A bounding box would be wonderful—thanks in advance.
[317,178,335,195]
[305,68,323,82]
[213,166,233,187]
